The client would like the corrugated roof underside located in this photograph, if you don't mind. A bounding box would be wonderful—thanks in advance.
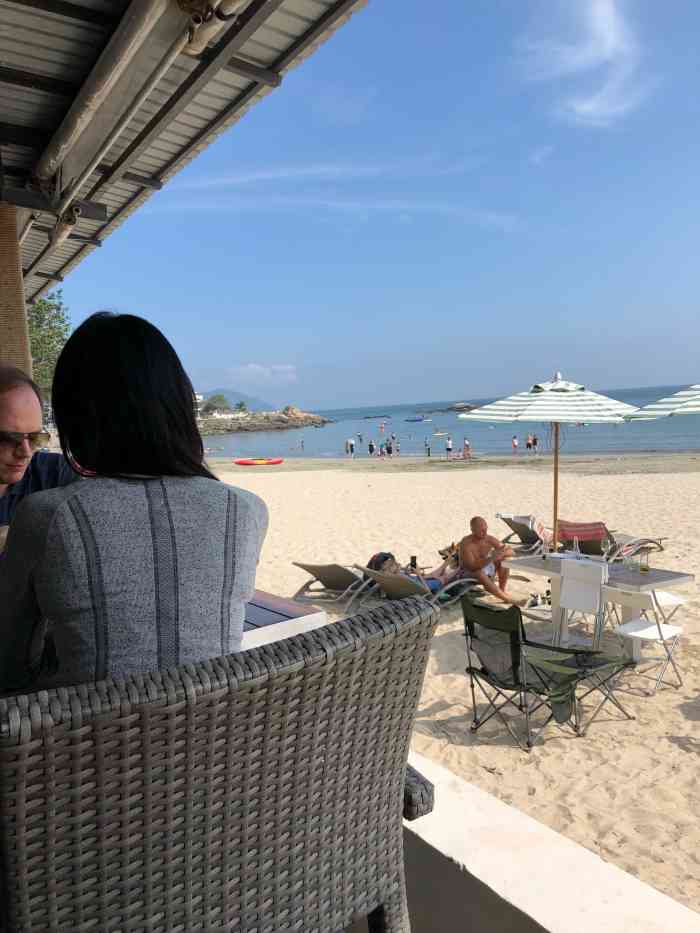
[1,0,367,301]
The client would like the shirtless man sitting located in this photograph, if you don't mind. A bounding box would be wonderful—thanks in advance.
[459,515,525,606]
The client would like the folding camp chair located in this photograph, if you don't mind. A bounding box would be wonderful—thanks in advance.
[292,562,374,609]
[462,599,634,750]
[358,566,479,607]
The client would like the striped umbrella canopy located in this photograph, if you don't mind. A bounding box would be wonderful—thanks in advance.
[629,385,700,420]
[460,373,639,547]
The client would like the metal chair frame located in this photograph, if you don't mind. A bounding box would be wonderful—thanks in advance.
[603,586,683,693]
[463,600,634,750]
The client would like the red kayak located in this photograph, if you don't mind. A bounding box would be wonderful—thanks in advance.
[234,458,284,466]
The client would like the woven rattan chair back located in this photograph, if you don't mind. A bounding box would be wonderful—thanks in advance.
[0,597,438,933]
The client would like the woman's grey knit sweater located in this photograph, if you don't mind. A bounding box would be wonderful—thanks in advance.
[0,475,268,691]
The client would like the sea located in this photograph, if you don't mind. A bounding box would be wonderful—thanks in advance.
[203,385,700,461]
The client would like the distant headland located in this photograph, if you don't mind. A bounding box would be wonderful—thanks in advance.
[198,405,330,436]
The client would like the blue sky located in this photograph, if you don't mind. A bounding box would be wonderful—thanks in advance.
[62,0,700,409]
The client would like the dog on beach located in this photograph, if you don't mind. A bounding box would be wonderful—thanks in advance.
[438,542,459,569]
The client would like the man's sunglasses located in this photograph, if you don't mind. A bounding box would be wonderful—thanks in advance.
[0,430,51,451]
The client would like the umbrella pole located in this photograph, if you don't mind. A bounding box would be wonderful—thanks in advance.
[552,421,559,550]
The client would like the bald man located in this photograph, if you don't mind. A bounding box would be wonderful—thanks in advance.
[459,515,525,606]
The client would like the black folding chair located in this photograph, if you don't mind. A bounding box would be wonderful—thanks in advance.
[462,599,634,750]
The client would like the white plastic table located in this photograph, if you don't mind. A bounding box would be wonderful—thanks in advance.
[503,555,694,649]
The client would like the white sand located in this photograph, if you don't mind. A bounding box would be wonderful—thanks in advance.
[217,461,700,912]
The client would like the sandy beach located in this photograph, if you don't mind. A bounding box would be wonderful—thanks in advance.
[214,455,700,913]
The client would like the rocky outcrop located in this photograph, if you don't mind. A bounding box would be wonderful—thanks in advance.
[199,405,330,435]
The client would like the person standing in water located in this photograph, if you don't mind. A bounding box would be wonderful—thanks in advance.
[511,435,519,454]
[446,434,453,459]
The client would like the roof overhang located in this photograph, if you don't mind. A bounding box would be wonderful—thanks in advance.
[0,0,367,303]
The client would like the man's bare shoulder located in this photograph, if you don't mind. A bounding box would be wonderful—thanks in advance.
[485,534,502,547]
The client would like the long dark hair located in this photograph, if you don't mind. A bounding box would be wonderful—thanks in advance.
[52,312,216,480]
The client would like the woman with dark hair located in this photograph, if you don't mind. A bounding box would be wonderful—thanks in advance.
[0,313,268,691]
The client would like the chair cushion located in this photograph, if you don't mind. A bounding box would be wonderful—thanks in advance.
[616,619,682,640]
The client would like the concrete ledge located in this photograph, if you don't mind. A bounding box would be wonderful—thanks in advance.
[404,751,700,932]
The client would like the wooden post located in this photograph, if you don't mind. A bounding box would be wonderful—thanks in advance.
[552,421,559,550]
[0,203,31,375]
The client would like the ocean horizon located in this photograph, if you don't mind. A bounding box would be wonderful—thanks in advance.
[203,385,700,461]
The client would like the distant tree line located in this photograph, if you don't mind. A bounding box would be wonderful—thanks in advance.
[201,395,248,415]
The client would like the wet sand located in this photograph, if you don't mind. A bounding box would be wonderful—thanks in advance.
[211,450,700,477]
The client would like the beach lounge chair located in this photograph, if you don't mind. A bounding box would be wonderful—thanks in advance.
[604,534,667,563]
[358,565,479,607]
[0,598,438,933]
[557,520,615,556]
[557,521,666,562]
[462,599,634,749]
[292,561,373,609]
[497,513,552,554]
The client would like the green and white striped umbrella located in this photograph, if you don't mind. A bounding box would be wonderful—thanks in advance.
[458,373,638,424]
[459,373,638,548]
[629,385,700,421]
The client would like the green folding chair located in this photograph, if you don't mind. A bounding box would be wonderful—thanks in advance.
[461,598,634,750]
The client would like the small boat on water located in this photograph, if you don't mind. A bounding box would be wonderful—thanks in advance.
[433,431,448,437]
[404,416,432,423]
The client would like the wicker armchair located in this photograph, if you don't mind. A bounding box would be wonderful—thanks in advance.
[0,597,438,933]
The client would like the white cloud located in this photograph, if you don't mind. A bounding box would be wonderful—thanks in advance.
[152,193,519,233]
[226,363,298,388]
[518,0,654,127]
[173,155,478,191]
